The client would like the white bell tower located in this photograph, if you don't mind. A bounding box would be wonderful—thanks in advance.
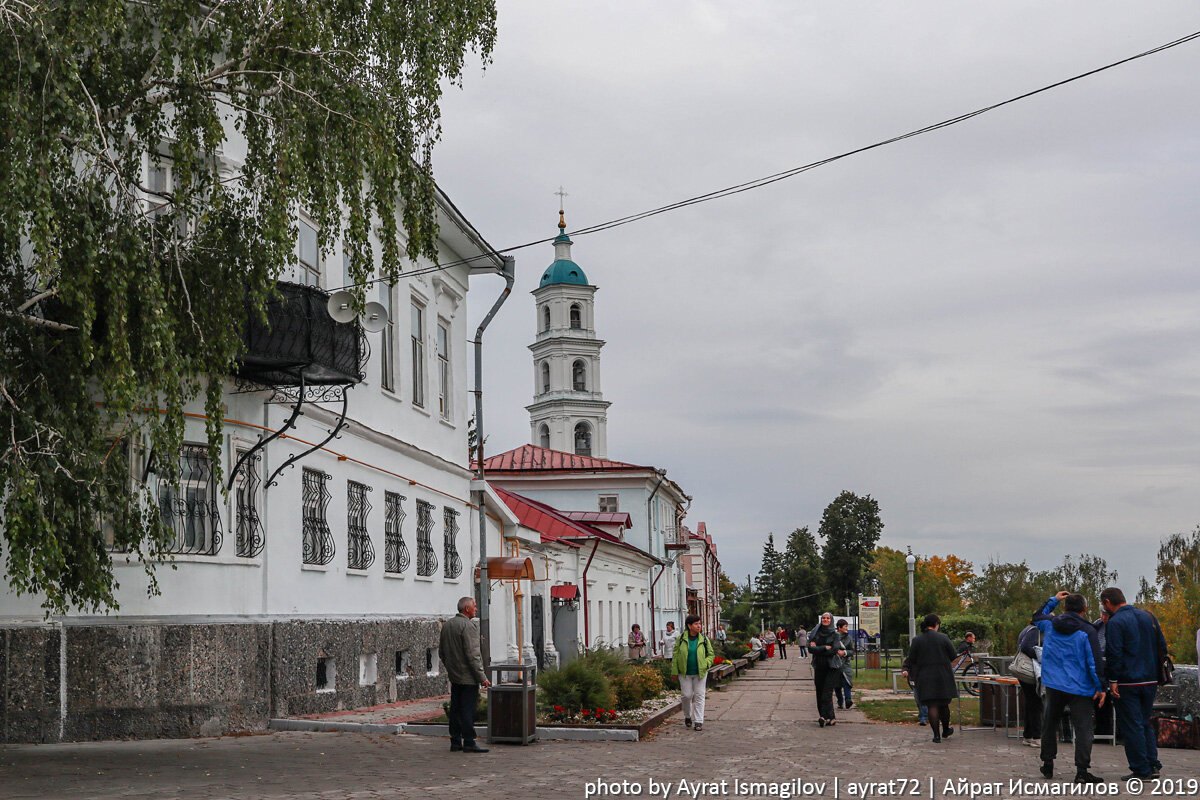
[527,209,610,457]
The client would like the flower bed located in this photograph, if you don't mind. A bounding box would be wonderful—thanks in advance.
[540,691,681,726]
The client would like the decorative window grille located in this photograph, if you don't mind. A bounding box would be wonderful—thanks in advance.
[234,449,265,558]
[347,481,375,570]
[384,491,410,574]
[302,468,335,565]
[155,444,223,555]
[443,507,462,579]
[415,499,438,577]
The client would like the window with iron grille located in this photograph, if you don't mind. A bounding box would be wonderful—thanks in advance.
[154,444,223,555]
[384,491,410,574]
[443,507,461,579]
[347,481,375,570]
[415,499,438,577]
[302,468,335,565]
[234,449,265,558]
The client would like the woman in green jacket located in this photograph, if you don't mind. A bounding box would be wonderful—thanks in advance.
[672,614,715,731]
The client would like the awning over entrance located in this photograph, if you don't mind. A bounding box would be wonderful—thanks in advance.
[549,584,579,600]
[475,556,536,581]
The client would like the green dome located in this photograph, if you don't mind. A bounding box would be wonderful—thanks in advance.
[540,258,589,287]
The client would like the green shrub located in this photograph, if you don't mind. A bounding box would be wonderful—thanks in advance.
[648,655,676,684]
[611,664,666,710]
[537,660,613,713]
[718,641,749,660]
[577,647,630,679]
[441,695,488,722]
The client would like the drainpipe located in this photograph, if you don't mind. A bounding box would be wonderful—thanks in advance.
[648,561,667,655]
[473,256,515,671]
[580,539,601,649]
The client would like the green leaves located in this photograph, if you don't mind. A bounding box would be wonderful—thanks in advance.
[0,0,497,613]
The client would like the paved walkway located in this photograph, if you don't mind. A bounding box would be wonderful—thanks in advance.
[1,655,1192,799]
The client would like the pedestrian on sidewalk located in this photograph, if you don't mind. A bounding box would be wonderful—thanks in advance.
[796,626,808,659]
[439,597,492,753]
[764,628,776,659]
[1033,590,1106,783]
[835,619,855,709]
[662,620,679,657]
[902,613,957,743]
[628,624,646,659]
[1101,586,1169,780]
[776,627,788,659]
[672,614,715,732]
[809,612,844,727]
[1015,616,1044,748]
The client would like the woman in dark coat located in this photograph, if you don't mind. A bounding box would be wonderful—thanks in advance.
[808,612,845,727]
[902,613,958,742]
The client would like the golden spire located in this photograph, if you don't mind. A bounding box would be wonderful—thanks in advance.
[555,185,568,231]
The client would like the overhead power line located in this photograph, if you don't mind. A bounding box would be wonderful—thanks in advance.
[337,28,1200,292]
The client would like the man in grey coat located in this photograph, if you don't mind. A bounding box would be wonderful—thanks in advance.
[439,597,492,753]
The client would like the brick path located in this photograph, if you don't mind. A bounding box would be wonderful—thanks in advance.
[1,655,1192,799]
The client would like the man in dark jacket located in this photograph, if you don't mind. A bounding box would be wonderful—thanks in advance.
[1032,591,1105,783]
[439,597,492,753]
[1101,587,1168,780]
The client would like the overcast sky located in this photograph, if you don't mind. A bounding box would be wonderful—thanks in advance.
[436,1,1200,595]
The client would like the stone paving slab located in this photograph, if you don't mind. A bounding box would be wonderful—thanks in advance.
[0,654,1194,800]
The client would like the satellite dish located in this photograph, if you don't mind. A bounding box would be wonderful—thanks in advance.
[361,301,389,332]
[327,290,358,324]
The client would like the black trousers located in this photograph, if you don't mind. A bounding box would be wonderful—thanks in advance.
[814,662,838,720]
[449,682,480,746]
[1040,687,1095,772]
[1020,680,1043,740]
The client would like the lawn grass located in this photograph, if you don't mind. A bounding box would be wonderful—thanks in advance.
[854,695,982,727]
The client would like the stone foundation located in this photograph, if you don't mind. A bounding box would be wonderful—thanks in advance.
[1,617,449,743]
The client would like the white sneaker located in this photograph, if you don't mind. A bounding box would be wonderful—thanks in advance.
[1024,738,1041,748]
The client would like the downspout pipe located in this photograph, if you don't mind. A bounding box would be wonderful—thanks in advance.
[645,469,667,649]
[473,255,515,671]
[581,539,601,649]
[648,561,667,655]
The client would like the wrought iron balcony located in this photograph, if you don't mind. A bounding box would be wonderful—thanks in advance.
[235,281,365,391]
[664,526,690,550]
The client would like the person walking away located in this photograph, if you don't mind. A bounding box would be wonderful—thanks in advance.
[1033,591,1105,783]
[662,621,679,658]
[1015,616,1044,747]
[672,614,715,731]
[809,612,844,727]
[902,613,957,742]
[835,619,855,709]
[1101,587,1169,780]
[764,628,776,659]
[776,627,788,659]
[796,626,808,659]
[627,624,646,659]
[439,597,492,753]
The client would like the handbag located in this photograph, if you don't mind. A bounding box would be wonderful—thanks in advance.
[1009,650,1037,683]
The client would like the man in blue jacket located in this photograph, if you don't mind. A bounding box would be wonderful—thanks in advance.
[1101,587,1168,780]
[1032,591,1106,784]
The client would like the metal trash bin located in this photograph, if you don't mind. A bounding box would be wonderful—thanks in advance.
[487,663,537,745]
[866,651,881,670]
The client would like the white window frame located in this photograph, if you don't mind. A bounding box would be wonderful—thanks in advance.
[297,216,321,287]
[437,319,450,419]
[541,361,551,394]
[380,282,395,392]
[410,298,425,408]
[598,495,619,513]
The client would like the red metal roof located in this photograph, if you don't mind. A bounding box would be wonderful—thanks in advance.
[494,487,659,563]
[481,444,650,473]
[550,584,579,600]
[562,511,633,527]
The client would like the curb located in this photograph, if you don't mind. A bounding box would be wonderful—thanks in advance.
[269,718,402,735]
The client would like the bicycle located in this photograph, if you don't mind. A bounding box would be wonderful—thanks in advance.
[951,651,996,696]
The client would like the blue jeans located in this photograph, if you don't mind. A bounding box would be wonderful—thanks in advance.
[1114,684,1161,776]
[837,677,852,707]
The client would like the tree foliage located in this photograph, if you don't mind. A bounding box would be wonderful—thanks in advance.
[753,533,784,625]
[819,490,883,609]
[1140,526,1200,663]
[0,0,497,613]
[872,547,972,647]
[779,526,824,627]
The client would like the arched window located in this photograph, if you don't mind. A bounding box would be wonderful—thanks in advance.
[574,422,592,456]
[569,303,582,329]
[539,424,550,449]
[541,305,551,332]
[572,359,587,392]
[541,361,551,394]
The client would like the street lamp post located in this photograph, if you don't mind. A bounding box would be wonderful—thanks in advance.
[905,553,917,642]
